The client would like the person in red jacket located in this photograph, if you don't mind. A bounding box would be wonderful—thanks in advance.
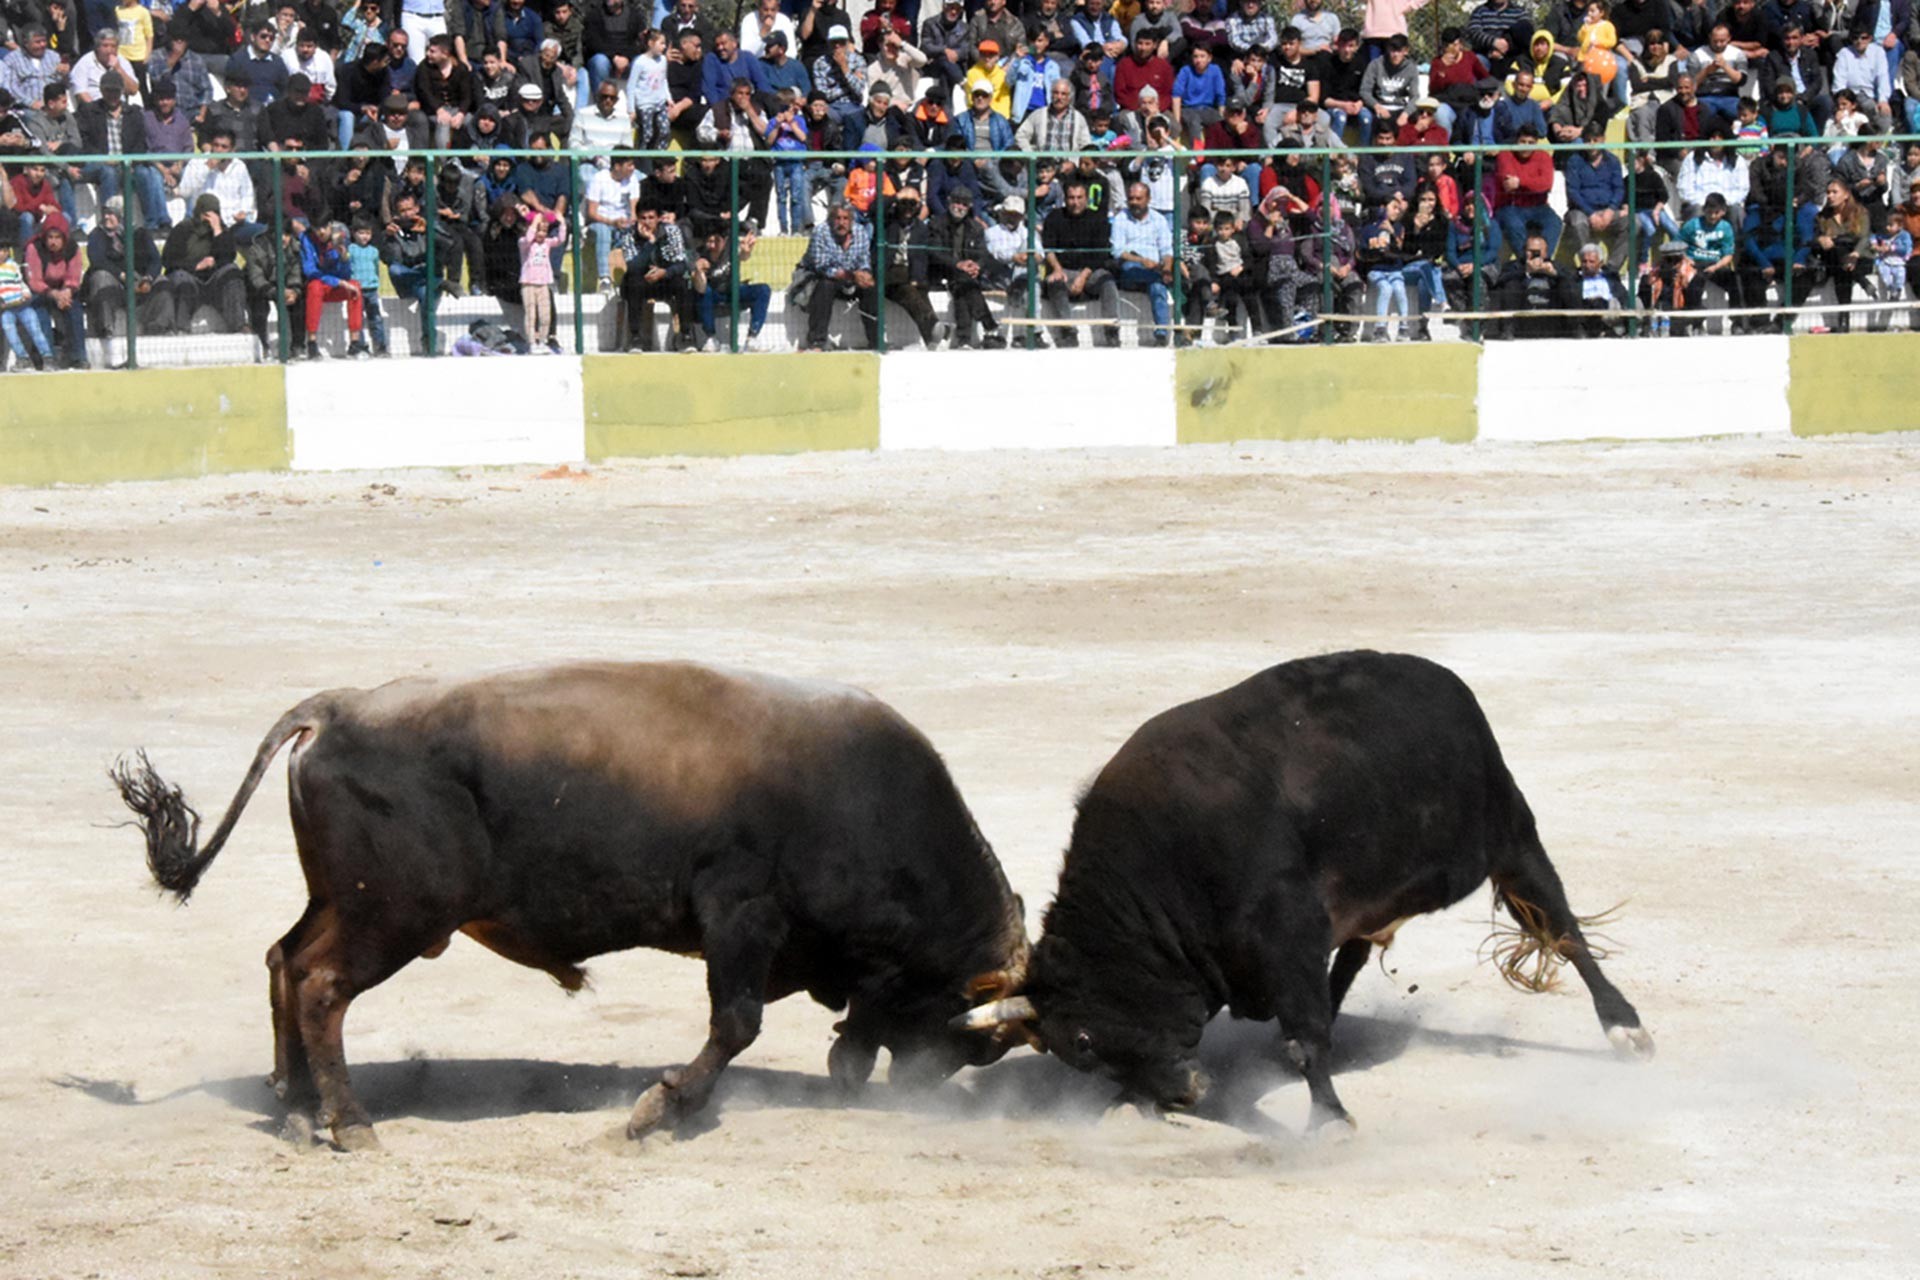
[25,212,89,368]
[1113,29,1172,119]
[1492,123,1559,259]
[9,161,65,244]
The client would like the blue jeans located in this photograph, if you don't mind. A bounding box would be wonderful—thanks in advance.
[1698,94,1741,119]
[82,163,170,228]
[363,292,389,351]
[585,53,621,104]
[36,298,88,363]
[1115,261,1170,339]
[1368,267,1408,331]
[2,304,53,363]
[1401,260,1445,313]
[1634,207,1681,265]
[1495,206,1562,259]
[1322,105,1373,145]
[697,281,772,338]
[773,158,808,233]
[389,262,430,303]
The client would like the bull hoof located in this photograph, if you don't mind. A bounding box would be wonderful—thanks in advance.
[626,1081,679,1140]
[1309,1111,1358,1142]
[1607,1024,1656,1062]
[827,1036,877,1093]
[279,1112,317,1146]
[332,1123,382,1153]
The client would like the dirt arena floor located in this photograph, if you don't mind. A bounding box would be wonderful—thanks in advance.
[2,436,1916,1279]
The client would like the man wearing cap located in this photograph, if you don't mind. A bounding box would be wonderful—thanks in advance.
[963,38,1011,116]
[354,91,431,151]
[84,196,174,338]
[953,79,1015,198]
[812,23,869,138]
[511,77,566,145]
[983,192,1040,301]
[1016,77,1090,150]
[966,0,1024,66]
[758,32,813,101]
[0,27,62,111]
[1451,75,1502,147]
[159,192,247,333]
[920,0,970,97]
[1110,179,1171,343]
[923,184,1004,347]
[142,78,194,227]
[263,73,334,152]
[740,0,798,58]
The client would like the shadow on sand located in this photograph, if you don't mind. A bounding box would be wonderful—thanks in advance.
[50,1009,1616,1141]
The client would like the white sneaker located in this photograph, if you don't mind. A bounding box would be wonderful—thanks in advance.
[598,277,615,298]
[701,336,720,353]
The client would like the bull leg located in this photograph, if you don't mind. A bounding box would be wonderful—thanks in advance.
[1327,939,1371,1022]
[828,1003,880,1093]
[1493,842,1653,1060]
[627,897,786,1140]
[266,902,322,1109]
[1250,882,1352,1130]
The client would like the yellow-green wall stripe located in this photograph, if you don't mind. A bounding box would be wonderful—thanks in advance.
[1175,344,1480,444]
[1788,334,1920,437]
[582,352,880,458]
[1,367,289,486]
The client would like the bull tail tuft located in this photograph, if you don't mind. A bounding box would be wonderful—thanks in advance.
[110,699,328,904]
[1481,891,1626,994]
[111,751,208,901]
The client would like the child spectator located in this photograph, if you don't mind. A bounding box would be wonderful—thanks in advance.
[1732,97,1768,146]
[519,207,566,353]
[768,90,812,233]
[344,215,391,357]
[298,220,369,359]
[1206,209,1260,340]
[628,28,670,151]
[0,238,55,371]
[1870,223,1910,329]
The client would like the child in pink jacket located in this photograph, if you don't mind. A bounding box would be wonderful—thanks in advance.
[518,210,567,352]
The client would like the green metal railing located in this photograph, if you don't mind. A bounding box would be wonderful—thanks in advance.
[11,130,1916,368]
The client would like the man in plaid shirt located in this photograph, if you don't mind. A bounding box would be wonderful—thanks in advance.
[1016,79,1091,151]
[796,201,876,349]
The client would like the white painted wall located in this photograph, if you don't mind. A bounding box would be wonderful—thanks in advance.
[1476,335,1792,442]
[878,348,1177,450]
[287,357,587,471]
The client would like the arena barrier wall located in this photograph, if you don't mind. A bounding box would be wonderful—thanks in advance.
[583,353,879,458]
[13,336,1920,485]
[1787,334,1920,437]
[288,358,586,472]
[1176,346,1479,445]
[879,349,1176,450]
[1,367,288,486]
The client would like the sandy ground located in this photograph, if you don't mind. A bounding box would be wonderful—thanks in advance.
[2,436,1917,1280]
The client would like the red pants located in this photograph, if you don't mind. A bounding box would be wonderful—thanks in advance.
[305,281,364,335]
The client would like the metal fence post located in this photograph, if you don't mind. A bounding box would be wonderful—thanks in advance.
[271,158,288,362]
[1625,146,1639,338]
[1170,163,1184,343]
[873,169,887,354]
[1318,147,1333,345]
[423,154,438,357]
[728,154,741,354]
[1470,147,1485,344]
[1781,148,1797,335]
[1024,155,1038,350]
[121,159,138,371]
[569,154,586,354]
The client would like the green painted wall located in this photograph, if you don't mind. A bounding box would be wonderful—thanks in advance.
[1175,345,1480,444]
[1,367,289,486]
[1788,334,1920,436]
[582,353,881,458]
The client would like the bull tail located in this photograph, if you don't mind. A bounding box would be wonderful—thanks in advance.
[110,698,330,903]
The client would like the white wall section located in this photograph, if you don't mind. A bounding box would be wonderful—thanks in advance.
[288,357,587,471]
[1476,335,1791,442]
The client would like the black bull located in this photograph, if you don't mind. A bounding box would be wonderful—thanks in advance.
[112,662,1029,1150]
[962,651,1653,1126]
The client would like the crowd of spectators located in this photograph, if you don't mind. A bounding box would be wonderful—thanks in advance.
[1,0,1918,367]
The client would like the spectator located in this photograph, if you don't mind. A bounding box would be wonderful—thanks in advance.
[664,29,707,146]
[1358,191,1411,341]
[767,90,812,232]
[741,0,798,59]
[1402,185,1449,337]
[983,192,1039,299]
[1246,183,1308,337]
[921,184,1004,347]
[861,0,912,57]
[1564,124,1630,262]
[201,77,263,154]
[1174,205,1214,339]
[1624,28,1681,141]
[1170,40,1224,142]
[1760,25,1831,130]
[1677,129,1750,219]
[1492,230,1566,338]
[1548,67,1615,142]
[871,24,929,103]
[78,79,160,229]
[501,0,543,63]
[1688,23,1747,117]
[25,213,87,368]
[623,201,694,350]
[179,129,262,240]
[1359,119,1416,210]
[512,133,570,227]
[545,0,584,68]
[1317,29,1368,141]
[283,25,337,105]
[520,39,578,139]
[239,223,302,357]
[1017,78,1090,150]
[814,25,869,137]
[9,160,63,245]
[1444,190,1499,315]
[355,92,432,153]
[1009,26,1063,121]
[759,33,813,104]
[1493,69,1549,141]
[298,220,372,359]
[473,47,518,114]
[1290,0,1341,56]
[341,0,388,65]
[228,25,291,104]
[263,73,334,152]
[1,28,63,112]
[71,28,142,105]
[1493,124,1560,259]
[518,207,565,352]
[1041,174,1120,345]
[342,214,392,357]
[416,33,476,146]
[1266,28,1318,130]
[1831,26,1894,130]
[1451,75,1503,147]
[434,160,487,293]
[966,0,1025,66]
[1110,178,1171,344]
[480,196,527,325]
[1568,241,1630,335]
[690,222,774,349]
[794,199,873,350]
[338,46,397,146]
[1429,26,1492,130]
[1397,99,1449,147]
[160,192,247,334]
[1739,149,1818,329]
[584,0,643,103]
[0,236,55,371]
[585,151,641,290]
[1223,0,1277,63]
[1114,28,1173,118]
[1197,154,1252,223]
[702,29,766,113]
[963,38,1011,118]
[83,197,171,339]
[1363,0,1435,64]
[450,0,509,69]
[1654,71,1729,159]
[1299,197,1363,340]
[1467,0,1534,78]
[921,0,972,99]
[1678,189,1743,320]
[1834,137,1892,233]
[639,154,690,224]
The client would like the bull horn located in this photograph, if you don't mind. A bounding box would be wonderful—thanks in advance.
[950,996,1037,1032]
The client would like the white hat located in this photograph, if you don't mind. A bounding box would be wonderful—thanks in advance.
[827,24,852,41]
[998,195,1024,215]
[517,83,543,99]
